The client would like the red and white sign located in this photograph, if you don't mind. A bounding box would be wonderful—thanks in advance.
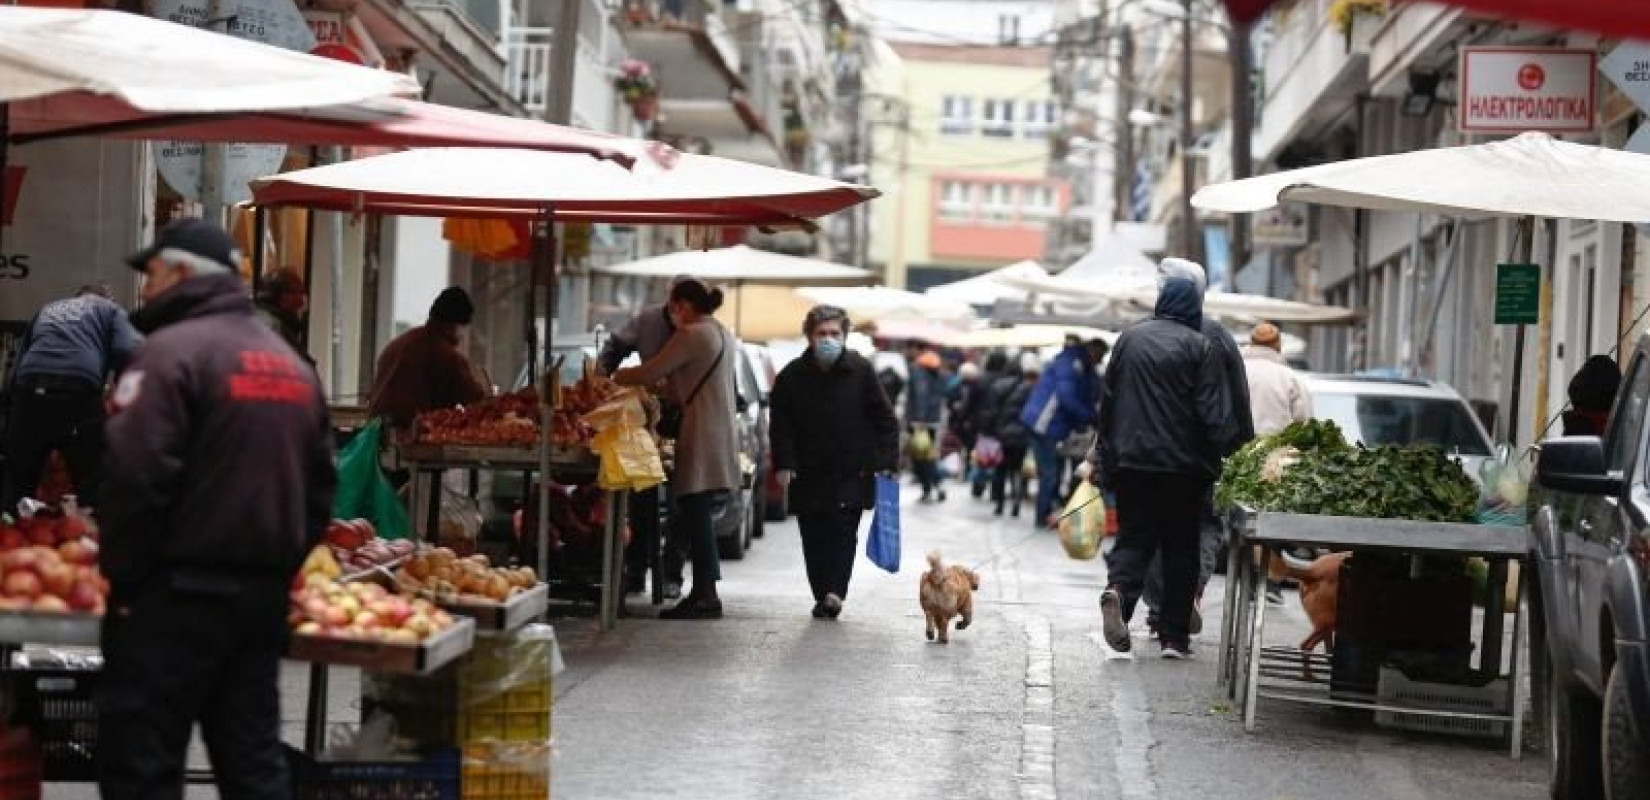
[1460,47,1597,134]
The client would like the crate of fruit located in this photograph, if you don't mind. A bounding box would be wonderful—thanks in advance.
[288,746,461,800]
[11,667,97,782]
[437,584,548,633]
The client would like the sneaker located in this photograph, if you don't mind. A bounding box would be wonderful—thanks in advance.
[823,593,843,619]
[663,581,684,600]
[659,597,723,620]
[811,602,827,619]
[1099,589,1132,653]
[1160,641,1194,660]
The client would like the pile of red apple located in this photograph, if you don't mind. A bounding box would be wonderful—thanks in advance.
[325,519,415,572]
[289,574,456,644]
[0,509,106,615]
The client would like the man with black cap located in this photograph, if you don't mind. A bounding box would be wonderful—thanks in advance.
[98,218,337,800]
[2,283,141,510]
[367,286,490,429]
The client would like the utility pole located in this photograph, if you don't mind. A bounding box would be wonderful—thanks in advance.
[1178,0,1197,261]
[548,0,581,125]
[1227,18,1253,291]
[845,63,864,267]
[1113,25,1135,225]
[200,0,230,226]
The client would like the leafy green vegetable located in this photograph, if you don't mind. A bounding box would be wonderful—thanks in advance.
[1217,420,1478,522]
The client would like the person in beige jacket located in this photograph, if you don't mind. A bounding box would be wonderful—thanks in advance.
[615,278,740,619]
[1241,322,1312,437]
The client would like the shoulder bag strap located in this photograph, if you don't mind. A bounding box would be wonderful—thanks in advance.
[681,328,726,410]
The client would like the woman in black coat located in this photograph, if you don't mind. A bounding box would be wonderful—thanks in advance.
[770,305,901,619]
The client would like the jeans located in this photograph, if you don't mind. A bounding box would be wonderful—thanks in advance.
[674,491,723,593]
[1030,433,1065,523]
[1104,469,1211,645]
[798,507,862,602]
[3,374,106,509]
[1143,485,1224,617]
[991,442,1029,513]
[97,570,290,800]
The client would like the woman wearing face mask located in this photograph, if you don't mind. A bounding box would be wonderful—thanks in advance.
[614,279,741,619]
[769,305,901,619]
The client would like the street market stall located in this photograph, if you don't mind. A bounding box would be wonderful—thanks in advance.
[249,145,877,634]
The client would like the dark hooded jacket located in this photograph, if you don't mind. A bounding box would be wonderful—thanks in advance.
[1098,279,1231,481]
[100,274,336,598]
[1202,319,1255,454]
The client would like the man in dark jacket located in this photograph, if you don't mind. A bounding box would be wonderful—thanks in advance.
[1020,339,1104,525]
[990,355,1039,517]
[366,286,489,430]
[1097,262,1232,659]
[2,284,140,509]
[771,305,900,619]
[98,218,336,800]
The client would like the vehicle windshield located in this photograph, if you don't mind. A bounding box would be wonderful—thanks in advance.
[1311,391,1492,456]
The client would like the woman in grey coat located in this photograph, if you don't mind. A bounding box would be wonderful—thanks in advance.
[615,279,740,619]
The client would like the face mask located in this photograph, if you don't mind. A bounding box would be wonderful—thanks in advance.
[814,338,844,366]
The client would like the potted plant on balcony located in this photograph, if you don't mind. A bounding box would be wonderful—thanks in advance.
[1330,0,1387,51]
[616,59,660,122]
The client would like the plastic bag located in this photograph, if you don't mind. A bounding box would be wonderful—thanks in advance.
[439,487,483,553]
[973,435,1004,468]
[908,427,935,461]
[582,389,648,431]
[592,425,665,492]
[333,419,411,540]
[1057,481,1105,560]
[939,452,965,479]
[1476,444,1529,525]
[866,474,901,573]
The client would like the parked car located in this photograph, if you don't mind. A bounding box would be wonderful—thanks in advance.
[1302,374,1495,478]
[1530,339,1650,799]
[742,343,790,524]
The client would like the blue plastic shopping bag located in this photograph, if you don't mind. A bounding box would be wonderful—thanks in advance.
[866,474,901,573]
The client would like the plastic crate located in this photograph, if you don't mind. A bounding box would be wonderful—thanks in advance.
[459,679,552,745]
[12,669,97,781]
[365,631,556,748]
[288,746,461,800]
[461,743,550,800]
[1374,668,1510,739]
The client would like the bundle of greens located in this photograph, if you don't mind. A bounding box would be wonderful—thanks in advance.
[1217,419,1479,522]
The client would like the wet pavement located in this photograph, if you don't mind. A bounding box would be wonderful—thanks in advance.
[44,480,1548,799]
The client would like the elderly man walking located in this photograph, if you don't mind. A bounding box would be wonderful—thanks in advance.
[1097,259,1237,659]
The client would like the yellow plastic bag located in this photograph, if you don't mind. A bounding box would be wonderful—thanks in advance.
[593,425,665,491]
[582,389,648,431]
[1057,482,1105,561]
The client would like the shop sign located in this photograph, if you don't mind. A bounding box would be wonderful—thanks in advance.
[1600,42,1650,114]
[151,0,315,205]
[305,10,364,64]
[1495,263,1541,325]
[1459,47,1596,134]
[1251,203,1309,247]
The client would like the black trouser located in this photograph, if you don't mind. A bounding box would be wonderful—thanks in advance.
[674,491,722,594]
[97,569,290,800]
[3,374,105,509]
[991,443,1029,512]
[798,507,862,603]
[1143,486,1223,617]
[1105,469,1211,645]
[624,486,661,588]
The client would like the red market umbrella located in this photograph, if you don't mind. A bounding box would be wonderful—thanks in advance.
[249,147,876,226]
[1223,0,1650,40]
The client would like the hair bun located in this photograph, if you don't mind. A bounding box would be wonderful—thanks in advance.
[707,287,725,312]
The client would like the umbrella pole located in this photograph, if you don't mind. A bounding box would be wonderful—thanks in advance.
[251,205,267,298]
[1,103,8,259]
[1506,216,1535,445]
[535,208,556,587]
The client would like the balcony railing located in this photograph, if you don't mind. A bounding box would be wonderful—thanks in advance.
[505,26,552,114]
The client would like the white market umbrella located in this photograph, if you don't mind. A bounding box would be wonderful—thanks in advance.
[795,286,975,324]
[945,324,1118,349]
[0,7,419,114]
[1122,289,1358,325]
[1059,233,1157,281]
[592,245,873,284]
[1192,131,1650,222]
[925,260,1049,306]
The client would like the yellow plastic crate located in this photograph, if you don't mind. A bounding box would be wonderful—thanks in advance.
[462,743,549,800]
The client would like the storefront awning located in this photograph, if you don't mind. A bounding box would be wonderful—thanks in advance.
[10,95,676,169]
[249,146,877,226]
[1223,0,1650,40]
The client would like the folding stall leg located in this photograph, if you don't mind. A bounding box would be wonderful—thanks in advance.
[1219,522,1243,689]
[304,663,328,755]
[1244,545,1271,732]
[1509,565,1529,759]
[1482,558,1509,675]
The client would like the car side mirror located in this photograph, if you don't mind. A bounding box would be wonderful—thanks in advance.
[1535,436,1623,496]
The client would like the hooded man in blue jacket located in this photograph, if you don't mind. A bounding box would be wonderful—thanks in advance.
[1096,258,1235,659]
[1019,338,1105,525]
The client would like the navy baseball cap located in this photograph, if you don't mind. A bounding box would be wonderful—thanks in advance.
[127,218,241,274]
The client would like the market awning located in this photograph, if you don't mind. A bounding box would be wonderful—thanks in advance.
[944,324,1118,349]
[591,245,873,285]
[925,260,1049,306]
[1193,132,1650,223]
[0,7,416,112]
[249,147,877,226]
[1124,289,1358,325]
[10,95,676,169]
[794,286,975,325]
[1223,0,1650,40]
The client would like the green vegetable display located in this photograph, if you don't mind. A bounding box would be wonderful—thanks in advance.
[1217,419,1479,522]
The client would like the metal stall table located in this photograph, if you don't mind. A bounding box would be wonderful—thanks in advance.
[1219,511,1529,757]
